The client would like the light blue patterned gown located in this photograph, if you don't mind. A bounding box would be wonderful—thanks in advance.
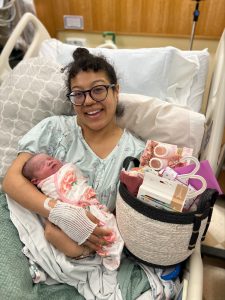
[18,115,145,211]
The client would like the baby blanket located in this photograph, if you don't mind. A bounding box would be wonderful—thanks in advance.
[38,162,124,271]
[6,194,179,300]
[7,196,122,300]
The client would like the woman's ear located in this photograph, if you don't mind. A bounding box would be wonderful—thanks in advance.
[115,84,120,94]
[114,84,120,102]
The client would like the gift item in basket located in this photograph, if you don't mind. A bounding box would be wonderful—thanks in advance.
[121,156,207,212]
[116,156,219,267]
[174,160,223,195]
[146,156,207,212]
[140,140,193,170]
[137,171,190,212]
[119,168,144,196]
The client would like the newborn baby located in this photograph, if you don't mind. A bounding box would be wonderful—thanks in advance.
[22,153,124,270]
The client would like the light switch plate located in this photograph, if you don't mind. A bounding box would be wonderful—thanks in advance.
[64,15,84,30]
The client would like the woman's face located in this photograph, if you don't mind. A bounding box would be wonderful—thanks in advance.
[70,70,119,133]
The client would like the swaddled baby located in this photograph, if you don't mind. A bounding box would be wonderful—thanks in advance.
[22,153,124,271]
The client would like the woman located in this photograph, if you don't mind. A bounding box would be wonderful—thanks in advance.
[3,48,145,257]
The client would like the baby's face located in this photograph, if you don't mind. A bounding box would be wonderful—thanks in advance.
[31,154,63,180]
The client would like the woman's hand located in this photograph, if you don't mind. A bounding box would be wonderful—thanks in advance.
[44,220,93,258]
[48,201,97,245]
[44,218,112,255]
[83,211,114,251]
[48,200,113,247]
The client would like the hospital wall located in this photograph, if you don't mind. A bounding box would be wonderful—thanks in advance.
[34,0,225,39]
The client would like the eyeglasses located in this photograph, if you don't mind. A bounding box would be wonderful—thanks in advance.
[67,84,116,106]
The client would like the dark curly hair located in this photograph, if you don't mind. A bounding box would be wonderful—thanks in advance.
[63,48,124,117]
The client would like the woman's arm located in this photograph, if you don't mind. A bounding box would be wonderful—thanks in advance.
[44,221,93,258]
[44,220,110,255]
[3,152,50,217]
[3,153,113,251]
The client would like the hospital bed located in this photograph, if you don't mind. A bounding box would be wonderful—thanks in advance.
[0,12,224,300]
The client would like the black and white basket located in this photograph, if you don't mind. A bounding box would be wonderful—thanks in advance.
[116,157,218,267]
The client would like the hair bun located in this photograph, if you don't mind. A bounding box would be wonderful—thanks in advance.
[73,47,90,60]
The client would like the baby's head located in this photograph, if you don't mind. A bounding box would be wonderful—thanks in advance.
[22,153,63,185]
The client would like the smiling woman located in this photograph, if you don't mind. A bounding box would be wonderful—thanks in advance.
[63,48,127,158]
[3,47,145,262]
[70,70,121,146]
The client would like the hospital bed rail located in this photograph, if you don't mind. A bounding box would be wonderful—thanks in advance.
[0,12,50,83]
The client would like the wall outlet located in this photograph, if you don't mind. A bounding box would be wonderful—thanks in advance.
[65,37,87,46]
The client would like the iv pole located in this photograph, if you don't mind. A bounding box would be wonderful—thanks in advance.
[189,0,203,50]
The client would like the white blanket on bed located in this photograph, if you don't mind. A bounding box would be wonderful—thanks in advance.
[7,196,123,300]
[7,195,179,300]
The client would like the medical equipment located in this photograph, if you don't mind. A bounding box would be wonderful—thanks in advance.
[97,31,117,49]
[0,0,16,46]
[190,0,203,50]
[0,0,36,66]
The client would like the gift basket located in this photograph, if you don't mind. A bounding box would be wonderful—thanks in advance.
[116,140,221,267]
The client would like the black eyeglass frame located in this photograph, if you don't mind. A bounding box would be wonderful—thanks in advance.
[66,84,116,106]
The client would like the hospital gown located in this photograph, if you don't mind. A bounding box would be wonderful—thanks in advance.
[18,115,145,211]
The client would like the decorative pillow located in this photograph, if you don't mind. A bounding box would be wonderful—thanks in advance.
[0,57,72,188]
[0,57,205,188]
[39,39,208,111]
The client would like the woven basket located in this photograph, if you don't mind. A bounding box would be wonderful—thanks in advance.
[116,157,218,267]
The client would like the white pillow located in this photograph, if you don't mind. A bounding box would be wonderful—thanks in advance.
[182,49,209,112]
[39,39,209,112]
[117,93,205,157]
[0,57,205,188]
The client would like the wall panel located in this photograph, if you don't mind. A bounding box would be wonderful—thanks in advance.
[34,0,225,39]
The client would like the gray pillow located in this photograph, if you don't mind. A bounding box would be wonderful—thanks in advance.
[0,57,73,188]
